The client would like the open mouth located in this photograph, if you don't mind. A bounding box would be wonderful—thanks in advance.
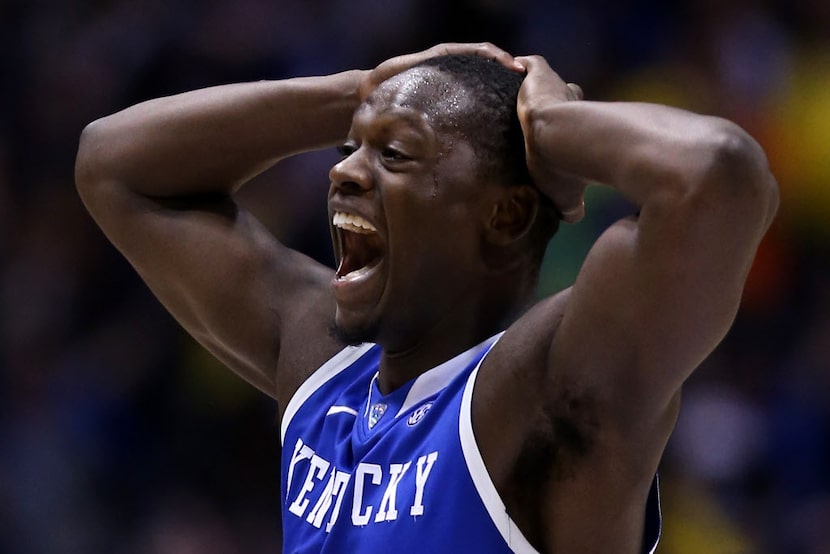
[333,211,384,280]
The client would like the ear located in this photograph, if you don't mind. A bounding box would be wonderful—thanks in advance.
[484,185,539,246]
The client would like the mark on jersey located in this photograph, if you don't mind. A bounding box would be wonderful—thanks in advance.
[368,403,387,429]
[285,437,439,533]
[407,402,433,426]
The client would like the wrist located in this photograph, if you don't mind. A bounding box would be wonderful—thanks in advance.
[341,69,371,104]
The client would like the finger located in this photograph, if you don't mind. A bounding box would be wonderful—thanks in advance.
[436,42,524,72]
[567,83,584,101]
[473,42,525,72]
[548,176,587,223]
[559,201,585,224]
[514,55,552,73]
[365,43,524,100]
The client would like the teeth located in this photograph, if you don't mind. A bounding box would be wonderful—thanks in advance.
[332,211,377,234]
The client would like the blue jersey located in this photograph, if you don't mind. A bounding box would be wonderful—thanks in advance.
[280,334,661,553]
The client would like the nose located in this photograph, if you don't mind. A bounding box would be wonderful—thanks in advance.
[329,149,373,195]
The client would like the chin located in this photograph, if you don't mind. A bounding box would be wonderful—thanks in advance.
[330,312,380,346]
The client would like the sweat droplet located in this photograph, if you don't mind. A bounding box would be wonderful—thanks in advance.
[432,136,456,198]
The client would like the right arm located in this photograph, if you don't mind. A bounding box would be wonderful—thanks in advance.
[75,72,367,399]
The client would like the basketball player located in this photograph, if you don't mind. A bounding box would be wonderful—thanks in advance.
[75,42,778,552]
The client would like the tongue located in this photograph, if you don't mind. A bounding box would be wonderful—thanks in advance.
[337,231,383,277]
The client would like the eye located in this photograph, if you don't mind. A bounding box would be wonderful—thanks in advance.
[336,142,358,160]
[381,147,410,162]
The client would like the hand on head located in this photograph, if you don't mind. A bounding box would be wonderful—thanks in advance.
[515,55,587,223]
[361,44,587,225]
[359,42,525,100]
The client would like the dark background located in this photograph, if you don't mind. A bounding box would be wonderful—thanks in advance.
[1,0,828,552]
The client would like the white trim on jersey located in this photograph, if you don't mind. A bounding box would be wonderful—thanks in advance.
[326,405,359,417]
[646,475,662,554]
[458,334,539,554]
[394,333,502,418]
[280,343,375,444]
[363,373,380,417]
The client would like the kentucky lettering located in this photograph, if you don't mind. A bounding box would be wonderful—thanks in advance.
[285,437,439,531]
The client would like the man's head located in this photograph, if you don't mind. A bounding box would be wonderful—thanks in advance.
[328,54,559,348]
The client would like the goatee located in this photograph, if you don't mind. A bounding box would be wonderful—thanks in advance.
[329,320,379,346]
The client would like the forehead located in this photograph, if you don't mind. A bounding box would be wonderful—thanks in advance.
[363,67,472,129]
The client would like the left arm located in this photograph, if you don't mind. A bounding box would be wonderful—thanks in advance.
[517,55,779,430]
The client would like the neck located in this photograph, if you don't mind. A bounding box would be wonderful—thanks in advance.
[376,276,535,393]
[377,328,496,394]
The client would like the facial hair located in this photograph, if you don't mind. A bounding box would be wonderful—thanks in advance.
[329,319,380,346]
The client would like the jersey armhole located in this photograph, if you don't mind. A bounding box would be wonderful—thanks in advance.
[458,335,539,554]
[643,474,662,554]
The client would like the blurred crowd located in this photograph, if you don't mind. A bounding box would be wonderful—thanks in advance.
[1,0,828,552]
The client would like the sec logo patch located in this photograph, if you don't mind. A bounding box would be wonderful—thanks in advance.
[407,402,433,426]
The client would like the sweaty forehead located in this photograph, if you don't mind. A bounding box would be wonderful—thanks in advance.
[365,67,471,129]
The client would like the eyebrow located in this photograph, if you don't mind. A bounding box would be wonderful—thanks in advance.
[351,103,435,140]
[358,98,430,122]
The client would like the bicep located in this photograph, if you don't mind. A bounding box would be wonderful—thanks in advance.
[81,180,334,398]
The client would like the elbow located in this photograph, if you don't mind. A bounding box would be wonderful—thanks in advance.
[75,118,107,198]
[694,122,779,227]
[75,115,126,212]
[705,123,771,190]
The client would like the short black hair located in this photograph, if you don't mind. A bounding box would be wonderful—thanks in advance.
[415,54,527,184]
[415,54,560,264]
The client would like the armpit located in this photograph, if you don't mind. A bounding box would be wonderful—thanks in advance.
[512,384,600,487]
